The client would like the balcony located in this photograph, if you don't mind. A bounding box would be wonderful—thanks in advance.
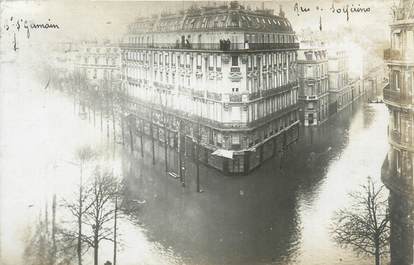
[153,81,174,90]
[119,42,300,52]
[389,127,414,151]
[207,91,222,101]
[248,91,260,100]
[381,157,413,198]
[384,48,414,63]
[229,94,242,102]
[262,81,298,98]
[192,90,204,98]
[298,95,318,101]
[384,48,402,61]
[249,103,299,128]
[383,86,412,107]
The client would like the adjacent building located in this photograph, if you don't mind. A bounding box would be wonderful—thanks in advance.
[119,1,300,174]
[297,42,329,126]
[381,0,414,264]
[328,48,352,114]
[76,41,122,89]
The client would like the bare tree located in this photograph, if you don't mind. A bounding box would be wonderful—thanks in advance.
[74,146,96,265]
[82,166,120,265]
[22,205,76,265]
[331,177,390,265]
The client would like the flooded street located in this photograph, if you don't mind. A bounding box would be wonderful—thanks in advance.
[1,63,388,265]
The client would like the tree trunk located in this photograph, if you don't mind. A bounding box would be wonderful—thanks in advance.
[121,115,125,146]
[93,104,96,127]
[93,242,98,265]
[129,125,133,153]
[100,108,103,132]
[77,166,83,265]
[112,109,116,143]
[375,239,380,265]
[113,196,118,265]
[140,121,144,158]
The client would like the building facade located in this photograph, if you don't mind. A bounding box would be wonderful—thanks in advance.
[328,49,352,114]
[297,42,329,126]
[76,41,122,89]
[382,0,414,264]
[119,2,300,175]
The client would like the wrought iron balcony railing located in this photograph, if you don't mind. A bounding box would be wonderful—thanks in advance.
[383,86,412,106]
[384,48,414,62]
[381,156,413,197]
[384,48,402,61]
[120,42,300,51]
[389,127,414,151]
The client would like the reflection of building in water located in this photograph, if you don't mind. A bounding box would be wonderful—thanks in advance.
[382,0,414,264]
[119,1,300,174]
[297,41,329,126]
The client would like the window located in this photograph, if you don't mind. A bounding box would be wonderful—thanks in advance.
[306,66,313,78]
[209,55,214,68]
[197,54,202,66]
[232,135,240,144]
[232,56,239,66]
[407,31,414,50]
[393,111,400,130]
[395,149,401,174]
[231,107,241,121]
[393,70,401,91]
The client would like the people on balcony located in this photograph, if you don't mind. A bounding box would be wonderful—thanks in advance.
[219,39,231,51]
[244,40,249,50]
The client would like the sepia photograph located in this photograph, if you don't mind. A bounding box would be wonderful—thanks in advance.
[0,0,412,264]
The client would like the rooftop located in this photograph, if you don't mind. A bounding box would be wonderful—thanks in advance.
[128,1,293,34]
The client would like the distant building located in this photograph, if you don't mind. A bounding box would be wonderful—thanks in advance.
[327,48,352,114]
[382,0,414,264]
[50,42,80,90]
[76,41,121,90]
[119,1,300,174]
[297,42,329,126]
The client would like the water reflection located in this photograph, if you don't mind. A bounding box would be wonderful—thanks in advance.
[120,100,389,265]
[0,62,390,265]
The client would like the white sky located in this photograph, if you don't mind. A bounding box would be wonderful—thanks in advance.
[0,0,395,43]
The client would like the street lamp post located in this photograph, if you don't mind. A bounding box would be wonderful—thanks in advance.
[178,120,185,187]
[195,119,201,193]
[159,91,168,176]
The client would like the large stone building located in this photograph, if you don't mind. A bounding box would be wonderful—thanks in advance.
[297,41,329,126]
[76,41,121,88]
[382,0,414,264]
[119,1,300,174]
[328,48,352,114]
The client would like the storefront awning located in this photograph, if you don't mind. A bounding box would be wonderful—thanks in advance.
[212,149,233,159]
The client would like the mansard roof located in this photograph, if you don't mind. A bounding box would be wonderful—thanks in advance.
[128,2,293,34]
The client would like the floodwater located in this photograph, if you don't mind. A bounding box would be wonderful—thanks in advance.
[0,62,389,265]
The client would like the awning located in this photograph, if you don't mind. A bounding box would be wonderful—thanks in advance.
[212,149,234,159]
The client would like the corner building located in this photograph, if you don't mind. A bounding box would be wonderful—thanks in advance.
[297,42,329,126]
[382,0,414,264]
[120,2,300,175]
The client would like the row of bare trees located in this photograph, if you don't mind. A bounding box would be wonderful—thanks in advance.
[22,146,123,265]
[60,146,122,265]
